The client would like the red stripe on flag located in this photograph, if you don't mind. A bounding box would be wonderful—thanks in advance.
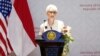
[14,0,37,46]
[0,33,7,51]
[6,38,13,51]
[0,47,6,56]
[5,18,8,26]
[0,19,7,35]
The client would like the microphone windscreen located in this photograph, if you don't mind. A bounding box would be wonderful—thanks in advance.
[45,26,47,29]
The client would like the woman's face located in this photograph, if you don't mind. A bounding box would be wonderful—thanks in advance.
[47,11,57,19]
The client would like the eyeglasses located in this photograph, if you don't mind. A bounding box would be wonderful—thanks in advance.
[48,11,57,14]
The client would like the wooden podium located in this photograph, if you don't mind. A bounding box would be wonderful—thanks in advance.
[36,30,64,56]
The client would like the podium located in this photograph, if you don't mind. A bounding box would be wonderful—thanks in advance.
[36,30,64,56]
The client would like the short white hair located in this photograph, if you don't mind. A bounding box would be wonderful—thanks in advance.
[46,4,58,12]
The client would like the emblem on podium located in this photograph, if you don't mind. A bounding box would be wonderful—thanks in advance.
[42,30,62,41]
[47,31,56,40]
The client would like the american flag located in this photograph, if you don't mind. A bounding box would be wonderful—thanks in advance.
[0,0,13,56]
[0,0,37,55]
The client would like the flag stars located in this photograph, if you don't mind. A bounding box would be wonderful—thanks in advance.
[0,0,12,18]
[5,7,8,10]
[8,8,11,10]
[3,14,6,17]
[2,6,4,9]
[5,4,7,6]
[6,4,8,7]
[2,10,4,12]
[2,3,4,6]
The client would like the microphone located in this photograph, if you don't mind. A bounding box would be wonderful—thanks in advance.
[45,26,47,29]
[50,27,52,30]
[43,20,47,29]
[44,20,46,22]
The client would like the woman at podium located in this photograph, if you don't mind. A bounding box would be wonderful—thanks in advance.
[39,4,67,35]
[39,4,74,56]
